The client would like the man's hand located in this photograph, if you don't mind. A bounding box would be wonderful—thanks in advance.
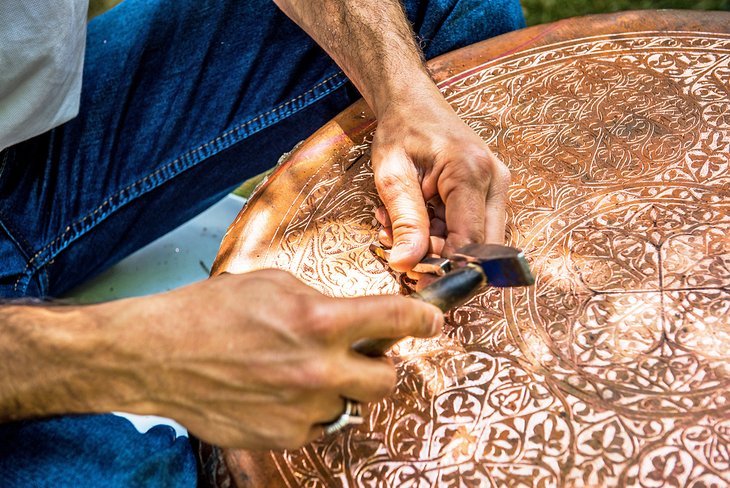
[371,83,510,271]
[122,271,441,449]
[274,0,511,272]
[0,270,442,450]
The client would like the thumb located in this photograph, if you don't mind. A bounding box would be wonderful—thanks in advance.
[373,150,430,271]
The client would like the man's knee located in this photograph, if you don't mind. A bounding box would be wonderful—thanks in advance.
[402,0,526,59]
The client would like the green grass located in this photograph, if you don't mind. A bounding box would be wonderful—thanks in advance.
[522,0,730,25]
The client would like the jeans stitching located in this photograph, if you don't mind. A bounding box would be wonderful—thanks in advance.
[15,71,348,293]
[0,209,45,295]
[0,149,9,182]
[0,210,35,262]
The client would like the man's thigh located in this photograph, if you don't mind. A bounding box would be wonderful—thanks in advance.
[403,0,526,59]
[0,0,525,299]
[0,0,352,297]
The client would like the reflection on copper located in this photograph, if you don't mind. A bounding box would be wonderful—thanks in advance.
[199,13,730,488]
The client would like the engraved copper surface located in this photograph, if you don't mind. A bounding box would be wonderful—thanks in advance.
[201,11,730,488]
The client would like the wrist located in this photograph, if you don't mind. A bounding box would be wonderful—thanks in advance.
[369,70,441,118]
[81,298,160,416]
[0,300,154,421]
[0,304,100,419]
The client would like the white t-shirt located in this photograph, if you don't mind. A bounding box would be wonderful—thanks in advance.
[0,0,88,151]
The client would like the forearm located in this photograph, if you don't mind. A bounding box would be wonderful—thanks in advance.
[274,0,438,115]
[275,0,512,266]
[0,302,145,422]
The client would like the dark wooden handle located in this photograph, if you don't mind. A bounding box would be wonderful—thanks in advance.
[353,265,486,356]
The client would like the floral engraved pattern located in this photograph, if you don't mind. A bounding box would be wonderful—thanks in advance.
[247,32,730,486]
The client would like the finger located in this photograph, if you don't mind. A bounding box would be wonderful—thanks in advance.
[330,294,442,343]
[308,389,373,441]
[340,355,398,402]
[438,155,492,255]
[406,269,424,281]
[378,226,393,248]
[373,149,430,271]
[307,396,349,442]
[427,196,445,221]
[406,235,445,281]
[375,206,391,227]
[414,273,439,292]
[311,395,350,426]
[483,162,511,244]
[430,217,446,238]
[443,186,487,255]
[429,235,445,256]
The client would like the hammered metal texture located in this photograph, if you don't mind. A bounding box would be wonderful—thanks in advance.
[206,17,730,488]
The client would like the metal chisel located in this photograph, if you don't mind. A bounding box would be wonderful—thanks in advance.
[354,242,535,356]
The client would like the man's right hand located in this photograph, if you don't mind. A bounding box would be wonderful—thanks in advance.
[89,269,442,450]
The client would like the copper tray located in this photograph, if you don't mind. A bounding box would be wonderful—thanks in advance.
[198,10,730,487]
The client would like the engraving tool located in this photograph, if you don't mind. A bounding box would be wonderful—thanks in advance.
[355,243,535,356]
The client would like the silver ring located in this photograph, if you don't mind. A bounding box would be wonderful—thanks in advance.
[323,398,364,435]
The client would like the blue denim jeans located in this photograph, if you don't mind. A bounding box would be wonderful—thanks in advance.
[0,0,524,485]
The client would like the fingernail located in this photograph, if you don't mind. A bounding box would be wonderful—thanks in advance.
[431,313,444,336]
[390,241,416,263]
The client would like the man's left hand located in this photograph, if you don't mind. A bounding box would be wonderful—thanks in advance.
[371,83,511,271]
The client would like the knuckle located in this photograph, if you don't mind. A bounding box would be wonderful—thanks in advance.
[279,439,301,451]
[392,215,424,235]
[303,299,340,341]
[439,164,477,196]
[296,297,321,326]
[300,360,336,392]
[275,344,340,393]
[310,395,343,425]
[257,268,296,285]
[439,152,511,203]
[385,207,429,240]
[254,268,280,279]
[491,160,512,188]
[464,156,493,183]
[374,170,409,196]
[285,296,314,333]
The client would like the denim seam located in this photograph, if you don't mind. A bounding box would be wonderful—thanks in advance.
[0,212,35,263]
[0,149,8,182]
[15,71,348,293]
[0,210,46,295]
